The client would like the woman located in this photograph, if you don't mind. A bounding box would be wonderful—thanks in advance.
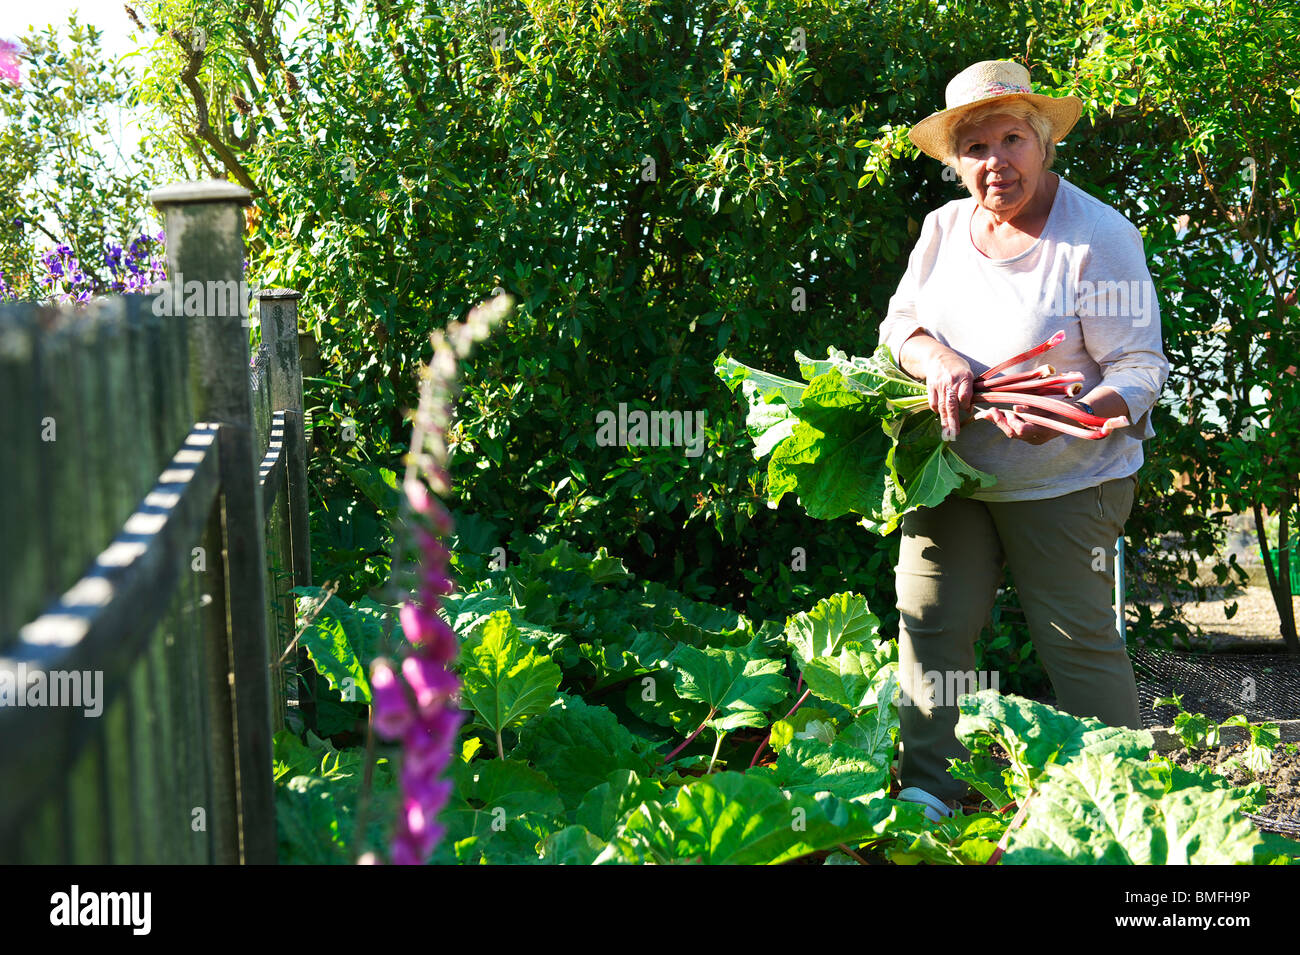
[879,60,1170,822]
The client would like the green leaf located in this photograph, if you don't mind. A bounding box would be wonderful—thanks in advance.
[768,707,836,753]
[784,591,881,664]
[1004,753,1264,865]
[670,636,791,732]
[574,769,664,838]
[715,346,993,531]
[539,825,606,864]
[438,758,565,864]
[890,812,1006,865]
[764,736,891,801]
[766,369,892,520]
[595,771,921,864]
[956,690,1155,798]
[801,640,895,710]
[337,461,401,516]
[273,730,397,864]
[292,592,375,703]
[514,694,660,810]
[458,610,563,739]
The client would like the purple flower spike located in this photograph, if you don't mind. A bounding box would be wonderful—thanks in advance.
[370,659,415,739]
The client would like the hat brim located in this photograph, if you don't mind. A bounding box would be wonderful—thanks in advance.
[908,92,1083,164]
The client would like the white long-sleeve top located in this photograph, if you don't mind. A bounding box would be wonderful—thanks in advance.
[879,174,1170,502]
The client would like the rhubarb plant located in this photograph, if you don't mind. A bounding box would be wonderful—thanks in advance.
[716,331,1127,533]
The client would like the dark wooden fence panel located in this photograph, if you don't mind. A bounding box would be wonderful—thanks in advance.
[0,179,312,864]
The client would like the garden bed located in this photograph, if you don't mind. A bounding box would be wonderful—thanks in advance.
[1141,717,1300,837]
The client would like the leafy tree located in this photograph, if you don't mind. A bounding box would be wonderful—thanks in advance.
[0,17,172,298]
[124,0,1300,653]
[1056,0,1300,649]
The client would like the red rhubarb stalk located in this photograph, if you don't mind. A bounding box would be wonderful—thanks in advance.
[748,687,813,768]
[975,405,1128,439]
[977,372,1084,394]
[663,706,717,764]
[977,330,1067,381]
[980,364,1056,389]
[975,390,1112,427]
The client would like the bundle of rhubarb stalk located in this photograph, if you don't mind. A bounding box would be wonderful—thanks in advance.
[967,330,1130,440]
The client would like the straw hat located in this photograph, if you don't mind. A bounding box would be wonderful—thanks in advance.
[908,60,1082,163]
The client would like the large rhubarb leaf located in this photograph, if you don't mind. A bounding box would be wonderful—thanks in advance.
[670,637,791,733]
[784,591,881,664]
[764,736,891,802]
[955,690,1155,799]
[291,586,384,702]
[1003,753,1265,865]
[836,675,901,764]
[436,758,566,865]
[766,370,893,520]
[713,353,803,458]
[800,640,895,711]
[458,610,563,740]
[593,771,919,864]
[574,770,665,839]
[809,344,932,413]
[513,694,660,810]
[887,413,996,512]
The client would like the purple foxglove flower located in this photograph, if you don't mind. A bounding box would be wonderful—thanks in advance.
[402,707,463,777]
[401,654,459,718]
[400,767,454,816]
[418,572,456,608]
[399,601,459,660]
[398,795,447,859]
[370,659,415,739]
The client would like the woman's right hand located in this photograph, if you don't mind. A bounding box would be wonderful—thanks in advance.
[922,351,975,441]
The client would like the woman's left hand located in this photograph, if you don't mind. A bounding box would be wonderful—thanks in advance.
[981,404,1063,445]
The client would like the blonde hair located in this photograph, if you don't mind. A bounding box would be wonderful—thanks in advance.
[947,100,1056,170]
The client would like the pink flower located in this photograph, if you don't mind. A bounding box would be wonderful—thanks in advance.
[419,567,456,605]
[401,654,459,718]
[370,659,414,740]
[399,601,459,660]
[404,477,432,514]
[415,528,452,565]
[392,803,446,864]
[0,40,20,86]
[403,707,463,776]
[400,767,454,816]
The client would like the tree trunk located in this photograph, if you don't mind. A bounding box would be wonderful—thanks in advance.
[1255,502,1300,651]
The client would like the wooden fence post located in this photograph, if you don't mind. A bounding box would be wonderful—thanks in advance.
[151,180,276,864]
[257,288,316,734]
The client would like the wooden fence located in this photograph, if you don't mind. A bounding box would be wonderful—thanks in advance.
[0,180,312,864]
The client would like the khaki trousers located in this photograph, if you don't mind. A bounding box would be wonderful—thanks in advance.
[894,475,1141,801]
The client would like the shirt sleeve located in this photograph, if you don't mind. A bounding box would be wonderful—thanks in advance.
[878,211,938,363]
[1073,214,1171,440]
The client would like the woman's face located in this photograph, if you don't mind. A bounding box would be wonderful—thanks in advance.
[954,112,1047,220]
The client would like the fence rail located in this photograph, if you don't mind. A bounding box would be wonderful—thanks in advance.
[0,180,311,864]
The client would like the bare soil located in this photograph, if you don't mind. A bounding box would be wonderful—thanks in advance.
[1141,559,1298,650]
[1168,740,1300,834]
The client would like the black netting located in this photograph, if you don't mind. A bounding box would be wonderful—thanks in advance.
[1130,647,1300,727]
